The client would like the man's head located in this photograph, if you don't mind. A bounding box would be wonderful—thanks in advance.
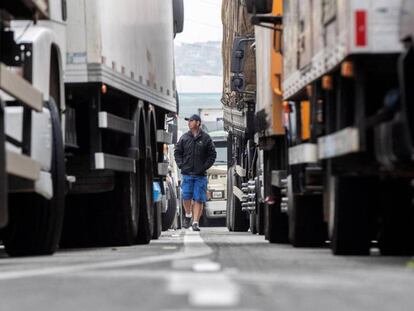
[185,114,201,131]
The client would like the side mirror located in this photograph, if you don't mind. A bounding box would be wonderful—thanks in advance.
[231,37,247,74]
[246,0,273,14]
[173,0,184,36]
[168,123,178,144]
[231,75,245,92]
[62,0,67,21]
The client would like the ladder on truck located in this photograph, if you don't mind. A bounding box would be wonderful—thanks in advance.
[0,63,43,227]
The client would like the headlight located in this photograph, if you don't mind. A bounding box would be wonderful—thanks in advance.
[212,191,223,199]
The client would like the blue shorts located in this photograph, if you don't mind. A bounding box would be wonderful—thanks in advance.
[181,175,208,203]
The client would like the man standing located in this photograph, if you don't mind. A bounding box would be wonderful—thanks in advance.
[174,114,217,231]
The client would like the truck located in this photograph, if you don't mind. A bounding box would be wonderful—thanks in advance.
[198,107,224,132]
[202,130,228,226]
[223,0,414,255]
[0,0,183,256]
[0,0,66,256]
[222,0,287,240]
[61,0,184,247]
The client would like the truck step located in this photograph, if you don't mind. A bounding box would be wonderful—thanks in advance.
[94,152,135,173]
[98,111,135,135]
[0,63,43,112]
[232,186,246,202]
[156,130,172,144]
[6,150,40,181]
[271,170,287,188]
[235,165,246,177]
[157,162,169,176]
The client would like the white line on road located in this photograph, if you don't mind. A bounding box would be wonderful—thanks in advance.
[168,231,240,308]
[0,232,212,281]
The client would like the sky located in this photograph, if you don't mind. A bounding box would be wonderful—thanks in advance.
[175,0,223,93]
[175,0,223,44]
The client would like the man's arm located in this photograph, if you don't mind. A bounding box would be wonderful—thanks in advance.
[174,138,184,169]
[203,138,217,171]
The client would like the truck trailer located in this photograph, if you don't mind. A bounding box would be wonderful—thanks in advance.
[223,0,414,255]
[61,0,183,247]
[0,0,183,256]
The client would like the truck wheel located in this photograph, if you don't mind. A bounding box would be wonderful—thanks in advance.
[4,98,65,256]
[328,175,374,255]
[378,178,414,255]
[152,201,162,239]
[264,199,289,243]
[200,215,209,227]
[226,167,234,231]
[249,212,257,234]
[161,180,177,231]
[136,108,155,244]
[256,201,265,235]
[255,155,265,235]
[288,194,326,247]
[231,166,249,232]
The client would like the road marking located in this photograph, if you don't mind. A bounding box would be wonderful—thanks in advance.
[168,231,240,307]
[0,232,212,281]
[162,246,178,250]
[192,261,221,272]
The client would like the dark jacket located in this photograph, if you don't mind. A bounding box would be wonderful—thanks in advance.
[174,130,217,176]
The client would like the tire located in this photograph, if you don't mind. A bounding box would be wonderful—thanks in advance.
[4,98,65,256]
[200,215,209,227]
[175,189,183,230]
[328,175,375,255]
[256,201,265,235]
[378,178,414,255]
[226,167,234,231]
[288,193,326,247]
[136,105,155,244]
[249,211,257,234]
[229,166,249,232]
[264,200,289,243]
[162,180,178,231]
[263,151,288,244]
[152,201,162,239]
[255,153,265,235]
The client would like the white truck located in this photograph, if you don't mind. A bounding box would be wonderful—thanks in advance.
[61,0,183,247]
[0,0,66,256]
[0,0,184,256]
[198,107,224,132]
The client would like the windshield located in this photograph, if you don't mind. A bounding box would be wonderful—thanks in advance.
[215,146,227,164]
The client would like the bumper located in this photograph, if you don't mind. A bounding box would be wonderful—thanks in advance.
[204,200,226,219]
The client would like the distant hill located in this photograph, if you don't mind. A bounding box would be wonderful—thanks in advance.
[175,41,222,76]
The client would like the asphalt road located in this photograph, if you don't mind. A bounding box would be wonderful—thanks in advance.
[0,227,414,311]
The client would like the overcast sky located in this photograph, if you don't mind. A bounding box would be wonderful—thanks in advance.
[175,0,222,44]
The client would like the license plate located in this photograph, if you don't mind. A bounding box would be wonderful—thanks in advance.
[214,211,226,215]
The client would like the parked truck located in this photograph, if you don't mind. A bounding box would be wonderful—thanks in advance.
[222,0,288,240]
[223,0,414,255]
[0,0,66,256]
[0,0,183,256]
[61,0,183,247]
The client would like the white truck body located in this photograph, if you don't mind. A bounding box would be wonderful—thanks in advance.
[199,108,223,123]
[1,0,66,200]
[283,0,404,99]
[65,0,177,111]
